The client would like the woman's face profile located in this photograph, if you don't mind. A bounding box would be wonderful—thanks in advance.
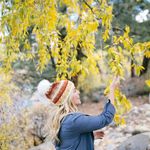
[72,88,81,105]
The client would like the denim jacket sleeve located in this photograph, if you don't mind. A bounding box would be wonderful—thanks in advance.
[70,100,116,133]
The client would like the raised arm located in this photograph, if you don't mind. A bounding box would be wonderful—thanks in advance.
[69,100,115,133]
[68,76,120,133]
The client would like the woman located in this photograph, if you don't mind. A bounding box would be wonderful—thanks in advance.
[41,77,119,150]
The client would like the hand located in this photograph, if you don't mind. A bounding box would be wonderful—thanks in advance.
[110,76,120,90]
[93,131,105,139]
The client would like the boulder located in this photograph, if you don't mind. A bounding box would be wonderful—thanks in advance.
[117,132,150,150]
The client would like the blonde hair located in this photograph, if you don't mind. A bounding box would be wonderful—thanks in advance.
[46,88,78,144]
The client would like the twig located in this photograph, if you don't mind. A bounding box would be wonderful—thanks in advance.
[83,0,95,14]
[47,45,56,69]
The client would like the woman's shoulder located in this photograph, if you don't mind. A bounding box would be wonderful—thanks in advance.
[62,112,88,124]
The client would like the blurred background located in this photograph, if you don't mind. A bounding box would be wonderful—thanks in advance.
[0,0,150,150]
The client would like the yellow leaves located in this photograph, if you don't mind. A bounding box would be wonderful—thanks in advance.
[1,0,58,74]
[14,0,20,4]
[114,114,126,125]
[101,6,113,26]
[0,113,28,150]
[78,64,101,93]
[131,42,147,54]
[56,47,70,80]
[77,50,101,92]
[114,89,132,125]
[125,25,130,34]
[106,28,150,81]
[87,21,99,33]
[144,50,150,58]
[102,29,109,42]
[132,64,145,76]
[65,23,79,43]
[0,71,15,105]
[47,6,58,32]
[26,52,35,60]
[113,36,119,45]
[145,80,150,87]
[55,5,99,80]
[113,26,133,51]
[98,5,113,42]
[129,43,150,72]
[70,60,82,77]
[122,37,133,50]
[114,89,132,112]
[110,62,124,76]
[104,80,132,125]
[107,46,124,76]
[37,46,50,73]
[104,86,110,96]
[26,0,35,6]
[0,0,114,78]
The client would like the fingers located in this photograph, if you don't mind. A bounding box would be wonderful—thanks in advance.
[97,131,105,137]
[94,131,105,139]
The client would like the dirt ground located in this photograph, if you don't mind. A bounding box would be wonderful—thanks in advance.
[78,95,149,115]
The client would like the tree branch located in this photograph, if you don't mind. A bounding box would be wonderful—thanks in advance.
[47,46,56,69]
[83,0,95,14]
[112,27,143,36]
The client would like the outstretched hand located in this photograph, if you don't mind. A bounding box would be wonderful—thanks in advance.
[93,131,105,139]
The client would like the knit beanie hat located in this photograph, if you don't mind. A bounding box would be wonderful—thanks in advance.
[37,79,75,105]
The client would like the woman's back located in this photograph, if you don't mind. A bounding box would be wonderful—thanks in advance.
[56,113,94,150]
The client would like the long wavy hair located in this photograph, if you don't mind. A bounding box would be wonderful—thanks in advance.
[45,90,78,144]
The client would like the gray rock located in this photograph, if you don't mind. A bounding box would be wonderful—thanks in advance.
[147,144,150,150]
[117,132,150,150]
[146,144,150,150]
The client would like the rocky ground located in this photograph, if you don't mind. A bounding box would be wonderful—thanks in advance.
[78,95,150,150]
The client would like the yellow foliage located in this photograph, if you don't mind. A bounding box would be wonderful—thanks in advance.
[132,64,145,76]
[0,109,31,150]
[113,89,132,125]
[0,0,149,134]
[145,80,150,87]
[104,81,132,126]
[144,50,150,58]
[0,70,15,105]
[114,114,126,126]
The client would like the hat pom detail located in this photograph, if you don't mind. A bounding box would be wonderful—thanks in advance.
[37,79,51,96]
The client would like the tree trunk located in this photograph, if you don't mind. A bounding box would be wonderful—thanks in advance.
[131,59,135,77]
[140,56,150,76]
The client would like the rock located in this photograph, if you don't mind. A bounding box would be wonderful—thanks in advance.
[147,144,150,150]
[123,126,135,134]
[28,141,55,150]
[132,126,150,135]
[94,103,150,150]
[117,132,150,150]
[0,90,56,150]
[121,77,149,97]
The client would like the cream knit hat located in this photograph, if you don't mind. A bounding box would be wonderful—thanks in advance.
[37,80,75,105]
